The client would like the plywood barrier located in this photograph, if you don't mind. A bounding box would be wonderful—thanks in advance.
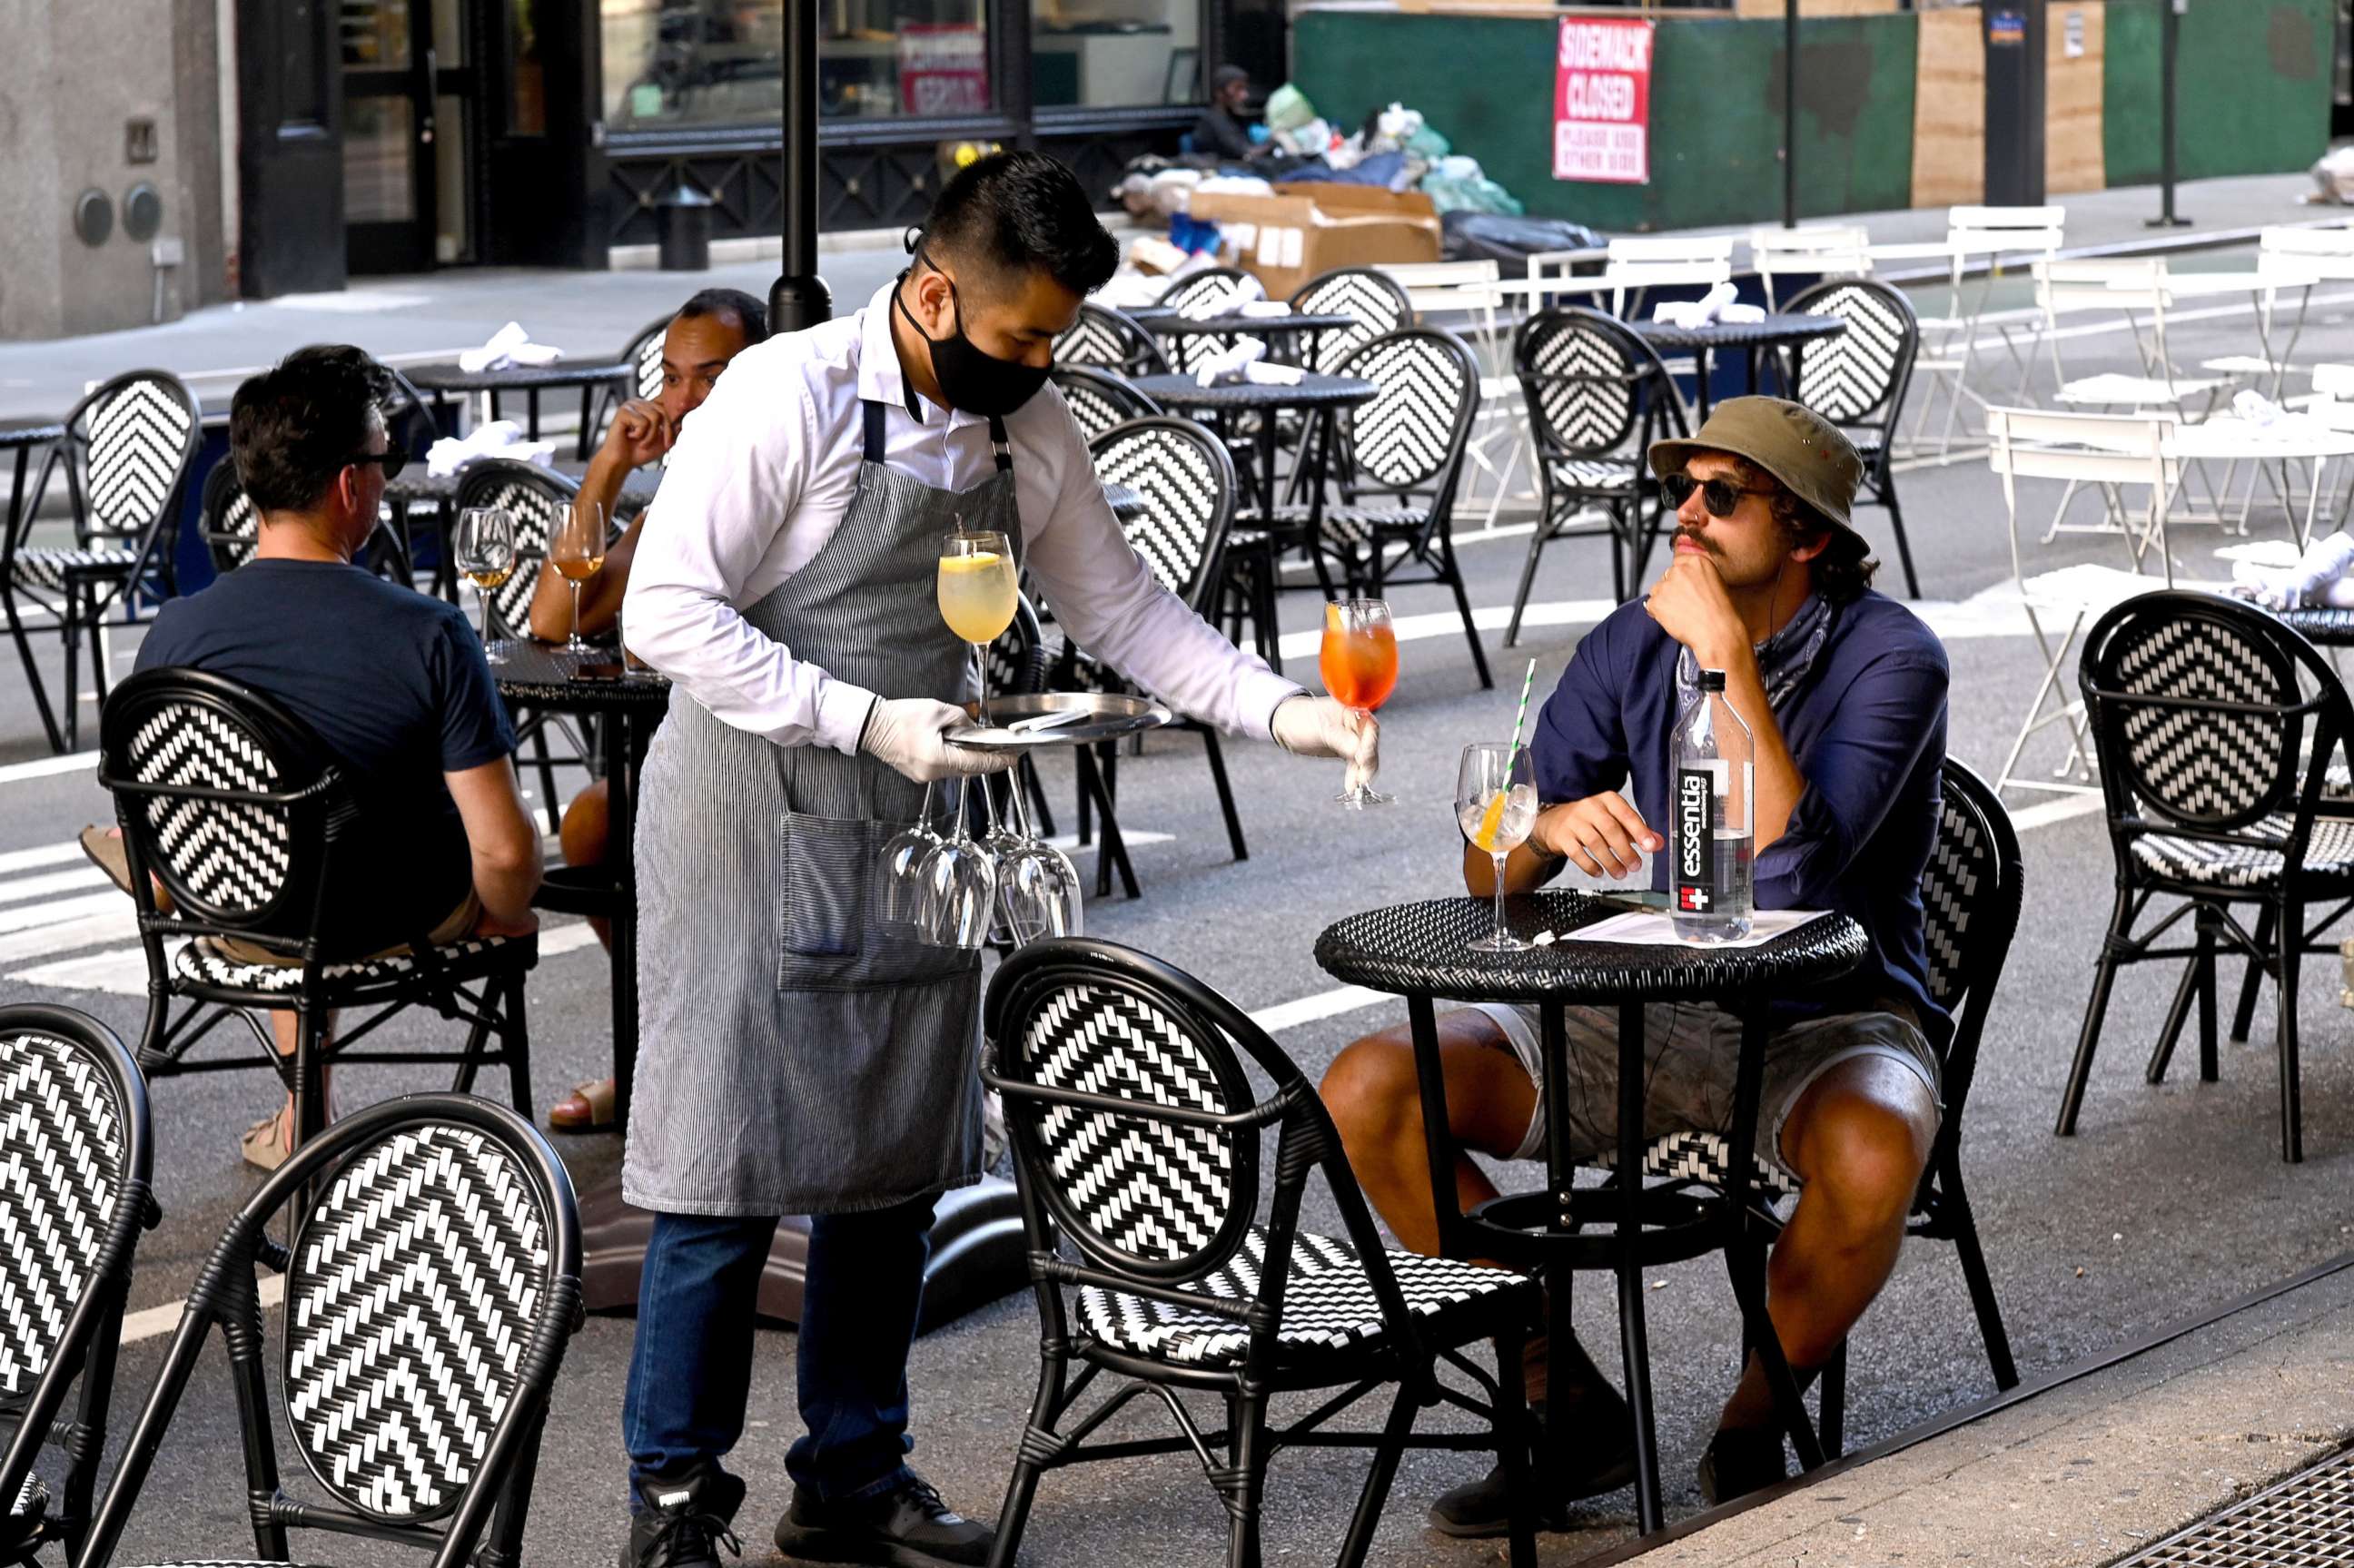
[1912,5,1984,208]
[2046,2,2107,194]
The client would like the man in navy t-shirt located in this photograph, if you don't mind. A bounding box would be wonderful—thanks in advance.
[1321,399,1948,1520]
[130,345,542,1167]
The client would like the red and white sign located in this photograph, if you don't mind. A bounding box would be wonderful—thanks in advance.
[1553,17,1654,184]
[896,23,989,116]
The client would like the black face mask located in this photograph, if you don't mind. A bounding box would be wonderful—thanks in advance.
[895,271,1051,419]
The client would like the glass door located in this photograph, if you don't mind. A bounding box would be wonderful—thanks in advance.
[342,0,478,272]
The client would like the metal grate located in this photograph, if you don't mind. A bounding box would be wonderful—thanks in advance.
[2115,1444,2354,1565]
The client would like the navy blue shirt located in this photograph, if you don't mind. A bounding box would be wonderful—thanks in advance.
[136,559,516,956]
[1531,589,1951,1044]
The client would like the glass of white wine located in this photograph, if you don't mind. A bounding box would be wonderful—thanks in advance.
[550,499,608,655]
[453,507,516,666]
[937,529,1017,728]
[1457,742,1539,953]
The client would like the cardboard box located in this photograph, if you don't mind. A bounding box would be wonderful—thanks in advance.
[1184,183,1444,301]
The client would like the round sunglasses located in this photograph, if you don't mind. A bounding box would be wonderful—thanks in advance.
[1661,470,1774,518]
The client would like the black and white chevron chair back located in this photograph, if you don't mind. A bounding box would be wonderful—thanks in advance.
[0,1017,133,1400]
[1515,308,1656,459]
[2082,595,2310,834]
[1332,330,1479,494]
[66,370,200,544]
[1786,279,1918,428]
[1054,304,1167,378]
[984,593,1047,700]
[282,1122,555,1520]
[1155,269,1260,374]
[1087,419,1236,614]
[1918,760,2023,1128]
[452,459,585,637]
[627,314,672,402]
[199,459,261,573]
[1290,268,1413,374]
[1050,366,1161,446]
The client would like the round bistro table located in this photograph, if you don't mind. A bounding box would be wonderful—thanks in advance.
[1633,313,1848,421]
[0,418,71,751]
[404,359,635,459]
[1313,889,1867,1533]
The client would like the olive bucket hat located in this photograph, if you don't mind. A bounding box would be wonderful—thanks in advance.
[1647,396,1866,547]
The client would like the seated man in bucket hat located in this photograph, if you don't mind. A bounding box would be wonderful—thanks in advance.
[1320,397,1949,1522]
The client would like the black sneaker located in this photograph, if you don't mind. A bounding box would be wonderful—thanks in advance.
[624,1470,747,1568]
[773,1469,994,1568]
[1427,1398,1639,1538]
[1696,1426,1789,1506]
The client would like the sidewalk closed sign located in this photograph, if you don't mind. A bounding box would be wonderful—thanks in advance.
[1553,17,1655,184]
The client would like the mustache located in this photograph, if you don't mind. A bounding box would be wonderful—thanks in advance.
[1674,529,1718,554]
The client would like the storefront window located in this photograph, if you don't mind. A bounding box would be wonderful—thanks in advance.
[601,0,992,129]
[1031,1,1202,110]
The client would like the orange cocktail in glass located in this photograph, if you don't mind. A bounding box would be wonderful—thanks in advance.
[1320,598,1397,807]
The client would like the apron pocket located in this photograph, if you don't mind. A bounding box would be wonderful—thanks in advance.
[777,811,975,991]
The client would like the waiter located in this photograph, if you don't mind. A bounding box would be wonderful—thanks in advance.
[616,152,1375,1568]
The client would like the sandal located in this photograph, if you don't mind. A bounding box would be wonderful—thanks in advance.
[239,1109,293,1173]
[549,1077,618,1133]
[78,824,134,896]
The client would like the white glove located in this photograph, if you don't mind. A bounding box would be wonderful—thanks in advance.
[1271,693,1380,794]
[859,697,1015,784]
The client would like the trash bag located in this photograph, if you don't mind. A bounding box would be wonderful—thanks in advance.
[1405,123,1452,161]
[2311,144,2354,205]
[1264,83,1317,134]
[1443,212,1607,263]
[1422,172,1525,217]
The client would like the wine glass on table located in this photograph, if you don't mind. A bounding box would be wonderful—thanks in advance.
[549,499,608,656]
[1320,597,1399,808]
[938,529,1018,728]
[1457,742,1538,952]
[453,507,516,666]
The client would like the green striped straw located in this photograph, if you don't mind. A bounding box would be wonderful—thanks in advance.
[1507,658,1538,757]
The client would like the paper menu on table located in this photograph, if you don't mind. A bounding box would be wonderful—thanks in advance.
[1548,908,1826,949]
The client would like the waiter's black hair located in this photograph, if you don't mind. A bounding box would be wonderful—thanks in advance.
[919,150,1120,301]
[676,287,769,345]
[231,345,384,515]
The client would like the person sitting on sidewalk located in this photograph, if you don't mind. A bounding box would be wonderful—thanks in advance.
[522,287,766,1134]
[105,344,543,1169]
[1319,398,1950,1523]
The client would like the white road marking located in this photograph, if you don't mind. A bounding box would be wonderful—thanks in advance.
[0,842,84,875]
[0,865,108,906]
[0,751,99,786]
[0,892,127,938]
[120,1274,284,1346]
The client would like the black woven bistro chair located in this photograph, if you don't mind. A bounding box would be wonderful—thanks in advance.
[80,1093,583,1568]
[588,312,674,440]
[2061,591,2354,1164]
[98,667,539,1165]
[983,941,1540,1568]
[1053,303,1171,379]
[1,370,202,753]
[0,1006,155,1568]
[1252,330,1493,690]
[1152,267,1264,376]
[1578,760,2023,1453]
[1049,365,1162,447]
[1784,279,1924,599]
[1078,418,1250,892]
[1508,309,1688,641]
[198,459,413,586]
[1288,267,1415,375]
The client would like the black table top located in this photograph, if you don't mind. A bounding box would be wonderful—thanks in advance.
[2276,606,2354,643]
[1314,890,1864,1007]
[406,360,634,393]
[1131,372,1379,411]
[390,458,662,508]
[1631,314,1848,352]
[0,419,66,449]
[1131,311,1360,338]
[490,640,672,710]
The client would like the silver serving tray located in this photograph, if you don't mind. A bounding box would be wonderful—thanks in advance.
[945,690,1174,750]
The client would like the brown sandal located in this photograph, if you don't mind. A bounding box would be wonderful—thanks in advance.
[78,824,134,896]
[549,1077,618,1133]
[239,1109,292,1173]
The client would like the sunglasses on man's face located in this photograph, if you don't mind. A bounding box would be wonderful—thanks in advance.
[348,448,409,481]
[1661,470,1773,518]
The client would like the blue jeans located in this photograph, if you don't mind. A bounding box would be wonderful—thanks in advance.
[621,1197,938,1505]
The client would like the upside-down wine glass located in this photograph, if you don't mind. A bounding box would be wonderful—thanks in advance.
[916,779,999,950]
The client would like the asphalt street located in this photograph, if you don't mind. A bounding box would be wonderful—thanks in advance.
[5,250,2354,1565]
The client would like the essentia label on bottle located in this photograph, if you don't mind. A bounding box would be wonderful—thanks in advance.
[1674,763,1721,914]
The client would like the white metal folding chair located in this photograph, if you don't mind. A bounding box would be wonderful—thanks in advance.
[1988,407,2181,796]
[1381,261,1537,525]
[1910,205,2066,455]
[1599,234,1737,321]
[2195,225,2352,390]
[1749,224,1873,309]
[2035,259,2229,413]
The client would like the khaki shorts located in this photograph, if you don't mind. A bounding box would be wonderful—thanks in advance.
[1459,1000,1943,1186]
[207,889,483,967]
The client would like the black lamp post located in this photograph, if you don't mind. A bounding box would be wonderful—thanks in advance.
[771,0,834,330]
[1783,0,1798,229]
[2149,0,2191,226]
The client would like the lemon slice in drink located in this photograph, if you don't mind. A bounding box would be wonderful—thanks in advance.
[941,552,1003,573]
[1473,788,1508,852]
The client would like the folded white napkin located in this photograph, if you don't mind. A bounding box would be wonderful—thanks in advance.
[425,419,559,478]
[457,321,566,374]
[1719,302,1766,324]
[1242,361,1305,386]
[1192,338,1267,386]
[1177,274,1268,321]
[1235,300,1294,319]
[1650,281,1740,330]
[2234,388,2289,427]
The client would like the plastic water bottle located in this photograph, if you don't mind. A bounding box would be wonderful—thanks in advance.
[1669,668,1755,944]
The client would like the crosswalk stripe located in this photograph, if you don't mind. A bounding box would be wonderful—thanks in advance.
[0,891,126,937]
[0,866,109,906]
[0,910,136,965]
[0,842,85,875]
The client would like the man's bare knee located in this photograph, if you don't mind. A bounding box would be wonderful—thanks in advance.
[1321,1030,1423,1152]
[1786,1061,1936,1236]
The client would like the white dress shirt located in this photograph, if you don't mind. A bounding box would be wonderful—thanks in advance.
[623,282,1304,754]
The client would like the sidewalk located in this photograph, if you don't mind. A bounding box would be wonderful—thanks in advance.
[1615,1253,2354,1566]
[0,170,2329,420]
